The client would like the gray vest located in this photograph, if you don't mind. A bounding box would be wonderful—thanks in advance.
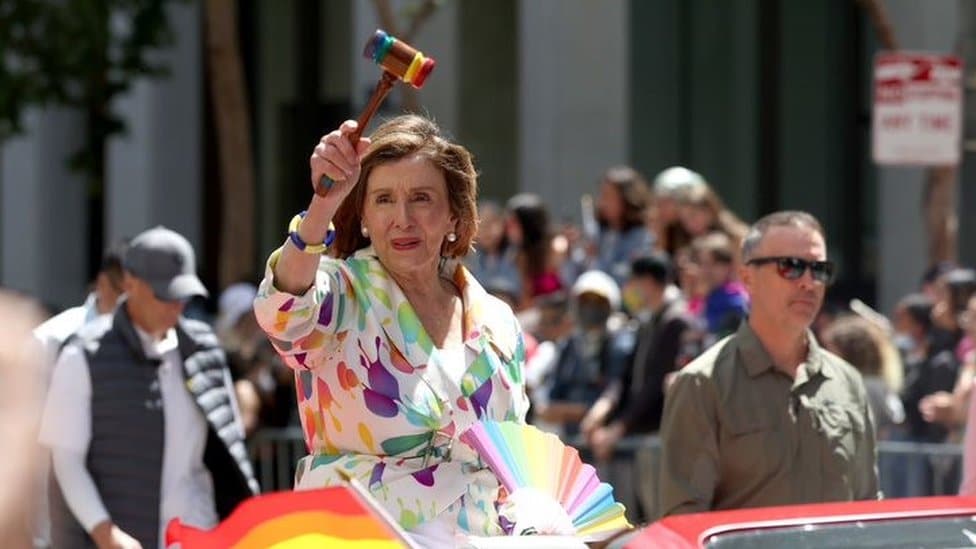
[50,304,259,548]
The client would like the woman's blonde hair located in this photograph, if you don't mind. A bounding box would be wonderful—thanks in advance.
[331,115,478,259]
[824,314,903,392]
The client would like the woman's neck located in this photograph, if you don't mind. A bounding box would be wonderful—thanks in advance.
[390,266,453,302]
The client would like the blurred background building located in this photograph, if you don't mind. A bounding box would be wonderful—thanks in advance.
[2,0,974,316]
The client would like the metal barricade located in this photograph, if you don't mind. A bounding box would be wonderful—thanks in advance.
[249,427,306,492]
[247,428,965,521]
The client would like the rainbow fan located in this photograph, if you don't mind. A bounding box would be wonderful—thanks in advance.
[459,421,631,539]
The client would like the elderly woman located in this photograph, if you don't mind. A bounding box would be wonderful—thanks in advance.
[253,115,530,545]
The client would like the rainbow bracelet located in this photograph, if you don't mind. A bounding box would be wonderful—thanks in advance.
[288,211,335,254]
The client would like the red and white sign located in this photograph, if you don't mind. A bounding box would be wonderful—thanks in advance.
[872,52,964,166]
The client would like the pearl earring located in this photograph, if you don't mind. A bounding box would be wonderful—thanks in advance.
[447,232,457,243]
[361,226,369,238]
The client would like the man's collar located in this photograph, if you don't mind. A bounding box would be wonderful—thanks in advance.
[737,322,776,377]
[737,321,831,380]
[132,323,178,356]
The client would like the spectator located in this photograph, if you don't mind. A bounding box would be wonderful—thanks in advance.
[649,166,704,257]
[898,293,959,442]
[216,282,265,437]
[34,240,129,383]
[466,200,520,297]
[659,211,878,517]
[921,261,957,302]
[533,271,633,437]
[30,239,128,548]
[676,182,748,246]
[895,293,959,496]
[930,268,976,361]
[694,232,750,341]
[592,166,654,285]
[586,253,694,459]
[822,315,904,439]
[505,193,566,308]
[40,226,258,548]
[674,245,706,318]
[919,274,976,432]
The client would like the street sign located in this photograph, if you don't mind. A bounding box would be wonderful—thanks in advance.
[872,52,964,166]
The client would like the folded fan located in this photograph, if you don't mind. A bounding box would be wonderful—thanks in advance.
[459,421,630,537]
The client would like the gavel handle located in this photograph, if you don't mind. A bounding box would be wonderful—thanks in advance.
[351,70,398,143]
[316,71,399,197]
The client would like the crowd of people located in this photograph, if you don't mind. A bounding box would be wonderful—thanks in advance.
[8,112,976,546]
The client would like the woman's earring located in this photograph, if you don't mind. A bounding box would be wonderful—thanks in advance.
[447,232,457,243]
[361,226,369,238]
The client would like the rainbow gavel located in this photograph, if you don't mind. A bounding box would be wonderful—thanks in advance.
[316,30,436,196]
[364,30,436,89]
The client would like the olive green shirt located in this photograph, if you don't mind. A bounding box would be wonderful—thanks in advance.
[658,321,880,517]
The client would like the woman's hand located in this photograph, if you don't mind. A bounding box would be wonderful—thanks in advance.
[271,120,371,296]
[310,120,371,199]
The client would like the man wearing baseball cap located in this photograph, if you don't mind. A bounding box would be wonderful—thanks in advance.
[40,226,258,549]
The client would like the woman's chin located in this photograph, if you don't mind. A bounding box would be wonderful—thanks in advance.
[380,248,438,276]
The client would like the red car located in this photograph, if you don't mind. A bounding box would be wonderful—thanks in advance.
[608,496,976,548]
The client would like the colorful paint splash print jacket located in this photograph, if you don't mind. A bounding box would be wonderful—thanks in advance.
[254,246,530,535]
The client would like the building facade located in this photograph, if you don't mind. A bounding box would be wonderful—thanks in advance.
[1,0,973,315]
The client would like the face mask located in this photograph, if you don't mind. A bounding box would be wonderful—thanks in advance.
[622,285,646,316]
[893,333,916,354]
[577,303,611,330]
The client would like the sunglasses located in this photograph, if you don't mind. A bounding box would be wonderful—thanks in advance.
[746,256,835,284]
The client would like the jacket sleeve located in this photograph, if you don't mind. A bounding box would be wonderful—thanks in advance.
[252,247,346,371]
[658,368,720,517]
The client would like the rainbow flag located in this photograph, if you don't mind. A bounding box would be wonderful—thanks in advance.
[165,485,412,548]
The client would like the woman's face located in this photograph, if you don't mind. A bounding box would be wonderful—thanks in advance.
[680,204,714,237]
[597,181,625,227]
[362,154,456,280]
[505,214,523,245]
[654,196,679,225]
[676,249,704,298]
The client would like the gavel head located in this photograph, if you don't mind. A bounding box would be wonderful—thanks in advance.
[363,30,436,89]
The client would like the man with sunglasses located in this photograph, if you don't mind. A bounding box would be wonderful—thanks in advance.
[658,211,879,517]
[39,226,258,548]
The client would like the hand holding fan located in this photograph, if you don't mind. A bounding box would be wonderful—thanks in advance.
[459,421,631,539]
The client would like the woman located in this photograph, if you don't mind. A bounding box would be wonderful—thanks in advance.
[593,166,654,285]
[649,166,703,257]
[677,181,748,251]
[465,200,520,297]
[918,270,976,430]
[253,116,530,545]
[504,193,565,308]
[931,268,976,362]
[822,316,904,439]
